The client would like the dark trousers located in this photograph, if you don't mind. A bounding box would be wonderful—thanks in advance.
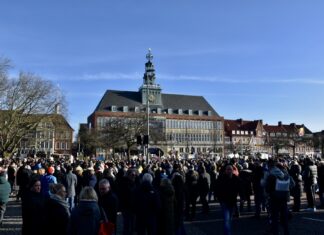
[0,203,7,224]
[269,198,289,235]
[199,193,209,213]
[305,184,316,208]
[185,193,198,220]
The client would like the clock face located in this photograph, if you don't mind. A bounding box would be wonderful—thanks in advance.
[148,94,155,102]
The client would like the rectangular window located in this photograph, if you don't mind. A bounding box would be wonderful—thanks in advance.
[56,142,60,149]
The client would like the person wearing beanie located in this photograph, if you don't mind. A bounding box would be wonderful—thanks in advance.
[40,166,57,198]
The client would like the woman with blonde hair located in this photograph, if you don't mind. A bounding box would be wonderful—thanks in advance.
[69,186,101,235]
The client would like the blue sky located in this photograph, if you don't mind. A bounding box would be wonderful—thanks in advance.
[1,1,324,134]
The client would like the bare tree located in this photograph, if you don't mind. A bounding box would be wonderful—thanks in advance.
[0,59,66,157]
[100,115,146,157]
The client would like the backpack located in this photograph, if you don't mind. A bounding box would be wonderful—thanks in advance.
[273,176,290,201]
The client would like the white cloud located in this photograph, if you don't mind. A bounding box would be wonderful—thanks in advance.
[43,71,324,85]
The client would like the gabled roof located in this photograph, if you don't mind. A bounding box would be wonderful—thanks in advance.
[263,123,312,135]
[263,124,286,133]
[93,90,220,117]
[224,119,261,133]
[48,114,74,131]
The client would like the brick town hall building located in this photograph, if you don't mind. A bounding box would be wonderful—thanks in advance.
[87,50,225,158]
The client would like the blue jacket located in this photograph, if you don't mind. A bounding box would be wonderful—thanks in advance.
[41,174,57,197]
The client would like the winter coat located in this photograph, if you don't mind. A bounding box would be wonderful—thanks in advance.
[239,169,253,200]
[265,167,294,202]
[318,163,324,192]
[0,176,11,204]
[41,174,57,198]
[159,180,175,235]
[44,194,70,235]
[22,191,45,235]
[69,200,101,235]
[215,174,240,207]
[289,163,302,196]
[98,191,119,225]
[134,181,161,235]
[198,172,211,196]
[303,164,318,186]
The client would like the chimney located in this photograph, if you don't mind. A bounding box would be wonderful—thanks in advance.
[237,118,243,125]
[54,103,61,114]
[290,123,296,128]
[278,121,282,126]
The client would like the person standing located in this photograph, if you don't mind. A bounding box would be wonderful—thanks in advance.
[0,167,11,226]
[41,166,57,198]
[302,158,318,211]
[21,177,45,235]
[69,186,101,235]
[265,160,294,235]
[289,160,302,212]
[158,178,175,235]
[134,173,161,235]
[98,179,119,228]
[184,165,199,221]
[65,165,78,212]
[172,173,187,235]
[44,183,70,235]
[215,164,240,235]
[318,160,324,209]
[197,164,210,214]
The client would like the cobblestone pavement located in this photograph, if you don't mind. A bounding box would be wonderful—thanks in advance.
[1,194,324,235]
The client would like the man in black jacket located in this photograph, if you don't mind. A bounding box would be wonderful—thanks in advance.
[98,179,119,228]
[215,164,240,235]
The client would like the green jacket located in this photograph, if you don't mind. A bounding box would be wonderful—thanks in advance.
[0,176,11,204]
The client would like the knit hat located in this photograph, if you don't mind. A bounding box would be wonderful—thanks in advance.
[48,166,55,174]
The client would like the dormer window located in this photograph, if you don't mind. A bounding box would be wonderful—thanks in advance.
[188,109,193,115]
[134,106,140,113]
[157,108,162,114]
[208,110,212,116]
[168,108,173,114]
[198,110,203,116]
[111,106,117,112]
[178,109,183,115]
[123,106,128,112]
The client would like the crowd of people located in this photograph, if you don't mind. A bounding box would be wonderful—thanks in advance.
[0,154,323,235]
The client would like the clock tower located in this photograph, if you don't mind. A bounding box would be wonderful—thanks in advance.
[139,49,162,106]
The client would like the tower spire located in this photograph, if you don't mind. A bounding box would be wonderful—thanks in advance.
[144,48,156,85]
[146,48,153,62]
[139,49,162,106]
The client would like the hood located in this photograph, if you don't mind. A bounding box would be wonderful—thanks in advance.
[270,167,285,179]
